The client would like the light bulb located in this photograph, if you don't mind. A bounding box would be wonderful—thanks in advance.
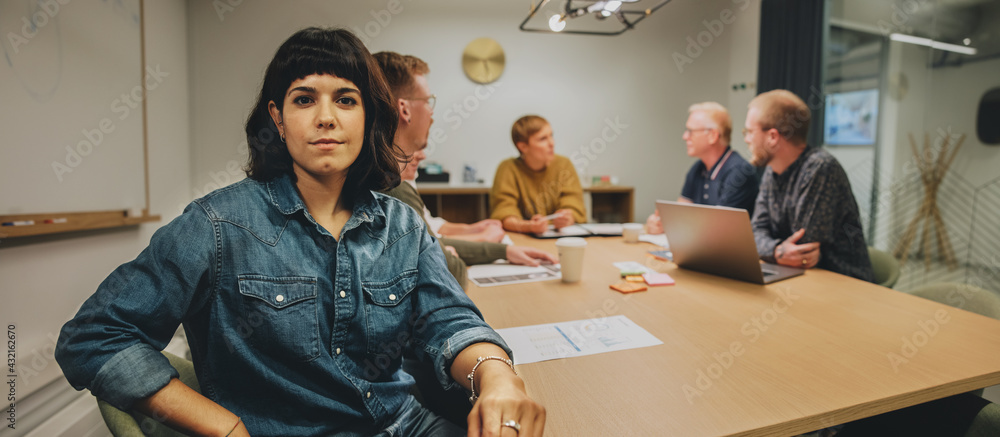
[549,14,566,32]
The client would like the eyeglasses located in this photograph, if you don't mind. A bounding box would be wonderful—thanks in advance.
[742,126,772,137]
[403,94,436,110]
[684,127,714,135]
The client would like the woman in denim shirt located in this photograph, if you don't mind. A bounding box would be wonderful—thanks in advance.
[55,28,544,437]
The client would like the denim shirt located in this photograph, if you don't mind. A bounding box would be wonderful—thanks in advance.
[55,175,510,436]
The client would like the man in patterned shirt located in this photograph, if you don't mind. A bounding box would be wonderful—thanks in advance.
[744,89,873,282]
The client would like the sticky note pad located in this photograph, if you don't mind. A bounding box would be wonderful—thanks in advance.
[620,270,646,278]
[610,281,647,293]
[643,272,675,286]
[624,275,645,282]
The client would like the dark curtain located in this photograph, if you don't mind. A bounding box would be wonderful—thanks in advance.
[756,0,826,148]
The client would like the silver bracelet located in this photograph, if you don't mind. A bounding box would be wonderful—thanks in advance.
[467,356,516,403]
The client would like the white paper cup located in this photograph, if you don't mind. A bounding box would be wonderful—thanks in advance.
[622,223,643,243]
[555,237,587,283]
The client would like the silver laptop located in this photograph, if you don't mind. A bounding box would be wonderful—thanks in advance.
[655,201,804,284]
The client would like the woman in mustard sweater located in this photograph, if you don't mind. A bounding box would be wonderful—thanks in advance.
[490,115,586,234]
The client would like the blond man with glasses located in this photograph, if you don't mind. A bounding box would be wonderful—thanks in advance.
[646,102,758,234]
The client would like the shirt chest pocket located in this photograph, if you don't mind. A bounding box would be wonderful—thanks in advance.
[238,275,321,362]
[362,270,418,359]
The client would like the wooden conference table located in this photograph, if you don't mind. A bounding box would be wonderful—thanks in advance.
[465,234,1000,436]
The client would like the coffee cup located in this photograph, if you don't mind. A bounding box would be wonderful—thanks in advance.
[555,237,587,283]
[622,223,643,243]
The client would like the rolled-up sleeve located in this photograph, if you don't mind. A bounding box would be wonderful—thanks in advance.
[55,203,216,410]
[407,222,512,390]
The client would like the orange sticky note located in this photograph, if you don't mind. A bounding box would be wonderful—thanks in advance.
[610,281,647,293]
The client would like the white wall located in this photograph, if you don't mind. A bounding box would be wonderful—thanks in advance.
[726,0,761,160]
[186,0,758,222]
[0,0,191,429]
[925,57,1000,186]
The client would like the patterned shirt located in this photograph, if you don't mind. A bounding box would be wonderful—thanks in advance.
[751,147,874,282]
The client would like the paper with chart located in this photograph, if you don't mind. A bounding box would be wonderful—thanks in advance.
[496,315,663,365]
[468,262,561,287]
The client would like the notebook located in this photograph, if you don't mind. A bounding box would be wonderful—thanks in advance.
[655,201,804,284]
[532,223,624,239]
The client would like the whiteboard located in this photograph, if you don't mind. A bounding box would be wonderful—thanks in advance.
[0,0,145,215]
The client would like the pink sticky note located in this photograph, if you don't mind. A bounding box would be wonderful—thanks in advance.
[643,272,675,286]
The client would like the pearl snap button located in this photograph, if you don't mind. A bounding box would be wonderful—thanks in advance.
[389,294,397,301]
[340,290,346,298]
[275,295,284,302]
[336,348,341,355]
[366,391,371,398]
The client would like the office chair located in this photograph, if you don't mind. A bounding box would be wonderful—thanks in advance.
[908,282,1000,400]
[97,351,200,437]
[867,247,900,289]
[908,282,1000,320]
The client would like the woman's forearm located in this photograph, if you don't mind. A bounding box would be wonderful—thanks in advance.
[134,378,248,437]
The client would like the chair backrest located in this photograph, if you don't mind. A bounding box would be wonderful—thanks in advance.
[908,283,1000,320]
[97,351,200,437]
[868,247,900,288]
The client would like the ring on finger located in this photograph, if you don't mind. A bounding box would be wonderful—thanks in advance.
[502,420,521,433]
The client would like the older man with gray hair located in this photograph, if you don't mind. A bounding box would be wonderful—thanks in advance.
[646,101,758,234]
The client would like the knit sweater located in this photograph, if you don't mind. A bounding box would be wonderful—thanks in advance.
[489,155,586,223]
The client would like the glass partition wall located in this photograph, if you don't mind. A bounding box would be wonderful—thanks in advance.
[826,0,1000,293]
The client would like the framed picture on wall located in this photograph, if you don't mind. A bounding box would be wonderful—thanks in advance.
[824,89,880,146]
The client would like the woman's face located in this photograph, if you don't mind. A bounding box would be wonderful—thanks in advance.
[517,123,555,171]
[269,73,366,183]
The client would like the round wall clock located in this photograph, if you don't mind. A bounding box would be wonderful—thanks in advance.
[462,38,505,84]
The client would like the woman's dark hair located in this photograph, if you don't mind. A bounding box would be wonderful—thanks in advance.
[244,27,401,198]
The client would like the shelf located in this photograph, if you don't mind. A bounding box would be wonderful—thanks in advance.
[0,210,160,239]
[414,183,634,224]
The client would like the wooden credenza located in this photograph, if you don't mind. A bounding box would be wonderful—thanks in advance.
[416,183,634,224]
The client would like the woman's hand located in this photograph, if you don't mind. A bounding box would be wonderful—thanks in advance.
[468,362,545,437]
[525,215,549,234]
[551,209,574,230]
[452,344,546,437]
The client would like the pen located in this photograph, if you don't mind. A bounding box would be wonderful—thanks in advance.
[44,218,68,224]
[1,220,35,226]
[541,213,561,221]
